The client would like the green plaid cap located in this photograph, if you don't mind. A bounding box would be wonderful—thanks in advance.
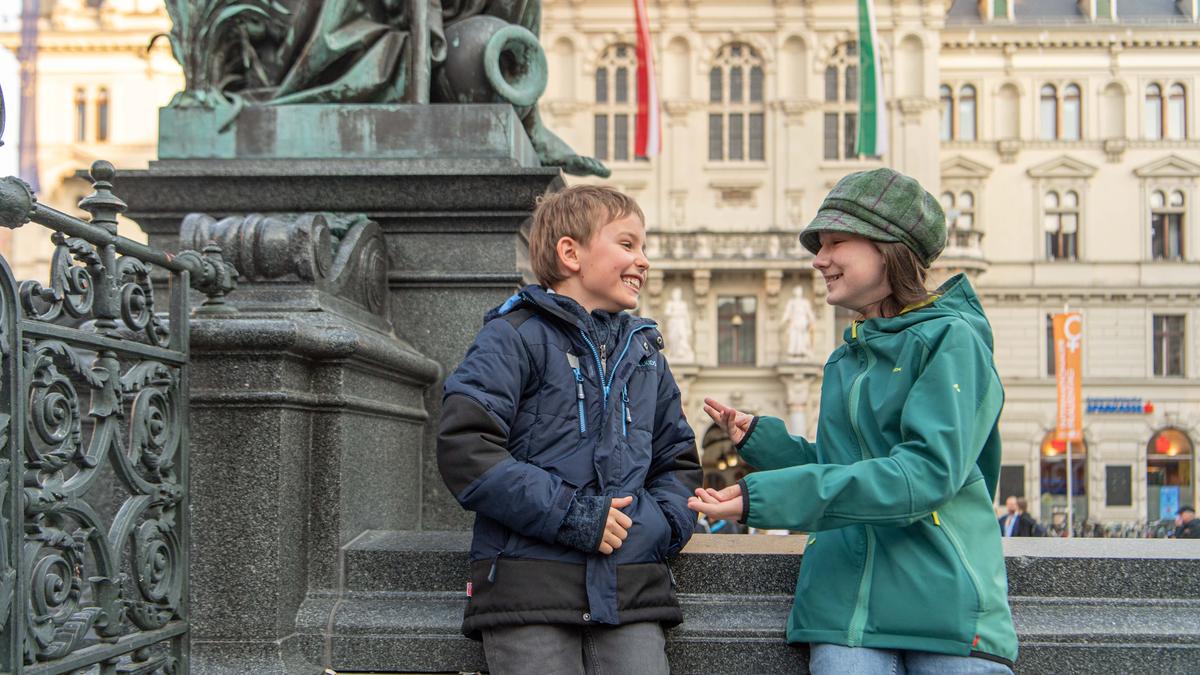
[799,168,946,267]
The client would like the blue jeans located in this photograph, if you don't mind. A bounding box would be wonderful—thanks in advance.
[810,643,1014,675]
[481,621,669,675]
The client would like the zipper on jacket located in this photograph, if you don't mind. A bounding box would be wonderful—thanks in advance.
[578,324,655,418]
[846,328,877,647]
[936,510,988,615]
[567,353,587,434]
[621,386,631,436]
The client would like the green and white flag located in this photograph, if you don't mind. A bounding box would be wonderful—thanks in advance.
[856,0,888,157]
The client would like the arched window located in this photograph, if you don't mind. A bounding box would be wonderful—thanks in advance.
[959,85,977,141]
[1168,83,1188,140]
[1040,430,1088,530]
[1040,85,1058,140]
[96,87,110,143]
[1147,428,1194,523]
[939,85,954,141]
[708,43,766,161]
[1062,84,1081,140]
[823,42,859,160]
[594,44,638,162]
[1044,190,1080,260]
[1150,189,1186,260]
[941,190,978,247]
[74,87,87,142]
[1145,84,1164,140]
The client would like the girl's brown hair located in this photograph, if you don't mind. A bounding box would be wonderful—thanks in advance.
[875,241,933,318]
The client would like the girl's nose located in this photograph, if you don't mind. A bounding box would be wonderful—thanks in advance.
[812,247,829,269]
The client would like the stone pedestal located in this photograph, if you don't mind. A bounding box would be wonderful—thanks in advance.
[115,104,562,671]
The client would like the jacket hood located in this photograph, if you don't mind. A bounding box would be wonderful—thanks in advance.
[847,273,993,350]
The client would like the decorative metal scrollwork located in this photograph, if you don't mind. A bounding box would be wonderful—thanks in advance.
[0,98,238,669]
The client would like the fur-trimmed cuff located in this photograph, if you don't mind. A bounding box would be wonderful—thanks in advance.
[555,495,612,552]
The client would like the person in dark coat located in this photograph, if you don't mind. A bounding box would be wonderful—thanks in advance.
[437,185,701,674]
[999,496,1045,537]
[1176,506,1200,539]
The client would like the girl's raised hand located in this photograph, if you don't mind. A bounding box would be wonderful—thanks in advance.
[703,397,753,445]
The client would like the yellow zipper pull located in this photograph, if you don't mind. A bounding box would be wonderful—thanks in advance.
[932,511,941,526]
[851,321,859,339]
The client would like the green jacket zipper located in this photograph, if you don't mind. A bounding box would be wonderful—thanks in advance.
[932,511,987,617]
[845,324,876,647]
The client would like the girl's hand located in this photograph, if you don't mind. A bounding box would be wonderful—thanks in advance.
[687,485,744,521]
[703,397,754,445]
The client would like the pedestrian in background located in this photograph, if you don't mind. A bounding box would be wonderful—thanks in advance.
[1175,506,1200,539]
[999,496,1046,537]
[688,168,1018,674]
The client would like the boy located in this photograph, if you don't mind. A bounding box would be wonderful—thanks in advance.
[438,185,701,674]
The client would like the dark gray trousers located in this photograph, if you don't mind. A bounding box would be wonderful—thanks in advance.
[482,621,670,675]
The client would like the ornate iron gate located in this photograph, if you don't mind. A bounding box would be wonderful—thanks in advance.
[0,93,235,673]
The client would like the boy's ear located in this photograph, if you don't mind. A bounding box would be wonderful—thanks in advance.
[556,236,583,274]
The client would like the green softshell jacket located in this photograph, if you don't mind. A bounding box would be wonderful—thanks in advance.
[738,274,1018,665]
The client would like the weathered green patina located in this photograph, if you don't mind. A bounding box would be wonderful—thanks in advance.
[159,0,608,176]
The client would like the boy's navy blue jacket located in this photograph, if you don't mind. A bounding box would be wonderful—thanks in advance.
[438,285,701,638]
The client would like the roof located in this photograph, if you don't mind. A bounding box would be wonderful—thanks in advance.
[946,0,1191,25]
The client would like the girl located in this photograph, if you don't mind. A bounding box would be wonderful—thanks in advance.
[689,168,1018,674]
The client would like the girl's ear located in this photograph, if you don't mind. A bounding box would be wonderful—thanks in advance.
[557,236,583,274]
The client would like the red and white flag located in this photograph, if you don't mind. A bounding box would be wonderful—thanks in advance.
[634,0,661,157]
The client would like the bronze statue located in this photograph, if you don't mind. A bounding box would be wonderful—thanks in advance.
[160,0,609,177]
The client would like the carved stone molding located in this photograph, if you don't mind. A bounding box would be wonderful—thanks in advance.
[181,212,390,320]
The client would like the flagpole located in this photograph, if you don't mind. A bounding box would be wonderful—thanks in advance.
[1064,302,1073,537]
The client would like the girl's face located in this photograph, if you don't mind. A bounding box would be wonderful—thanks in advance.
[811,231,891,320]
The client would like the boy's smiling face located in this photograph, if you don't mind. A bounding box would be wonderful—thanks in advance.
[558,214,649,313]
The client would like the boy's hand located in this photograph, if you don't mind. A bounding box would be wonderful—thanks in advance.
[599,496,634,555]
[703,397,754,445]
[688,485,744,522]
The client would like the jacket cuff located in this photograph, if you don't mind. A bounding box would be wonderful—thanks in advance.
[737,478,750,525]
[554,495,612,552]
[734,416,760,451]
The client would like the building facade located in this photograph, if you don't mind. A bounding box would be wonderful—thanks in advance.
[0,0,179,281]
[5,0,1199,530]
[540,0,1200,531]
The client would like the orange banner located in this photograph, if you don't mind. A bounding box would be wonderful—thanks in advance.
[1053,312,1083,442]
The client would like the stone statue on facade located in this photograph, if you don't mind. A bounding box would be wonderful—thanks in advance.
[781,285,815,361]
[664,287,695,364]
[158,0,608,176]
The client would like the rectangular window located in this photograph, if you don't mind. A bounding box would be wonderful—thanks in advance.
[718,296,757,366]
[1152,314,1186,377]
[615,67,629,103]
[728,113,744,161]
[595,69,608,103]
[709,114,723,160]
[748,113,765,161]
[1096,0,1112,18]
[993,0,1008,18]
[824,113,838,160]
[999,465,1025,500]
[844,113,858,160]
[614,115,629,161]
[1151,212,1184,260]
[594,115,608,161]
[1105,465,1132,507]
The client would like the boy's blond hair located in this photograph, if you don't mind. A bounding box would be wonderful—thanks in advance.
[529,185,645,287]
